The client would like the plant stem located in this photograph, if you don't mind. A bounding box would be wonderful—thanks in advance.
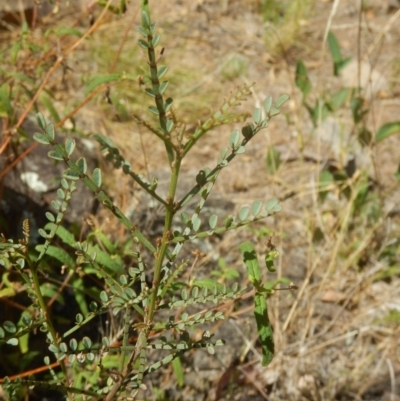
[147,157,181,322]
[29,265,70,386]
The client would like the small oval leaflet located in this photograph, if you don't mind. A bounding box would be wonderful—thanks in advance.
[59,342,68,353]
[33,132,50,145]
[265,198,281,213]
[209,214,218,230]
[152,33,160,47]
[3,321,16,333]
[222,284,227,295]
[119,274,128,285]
[224,215,234,228]
[220,147,229,160]
[36,113,46,130]
[45,212,55,223]
[82,336,92,349]
[16,258,25,269]
[191,286,199,298]
[251,200,263,217]
[138,26,147,37]
[149,177,158,191]
[124,287,136,298]
[92,168,102,188]
[65,138,75,157]
[76,313,83,324]
[76,157,87,174]
[48,150,64,161]
[238,205,250,221]
[57,188,66,199]
[264,96,273,114]
[45,123,55,140]
[181,288,188,301]
[207,345,215,355]
[38,228,48,239]
[180,212,189,225]
[252,108,262,124]
[235,146,245,154]
[145,87,155,98]
[275,94,290,109]
[191,215,201,232]
[165,97,173,112]
[69,338,78,351]
[61,178,69,189]
[165,119,174,134]
[157,65,168,79]
[229,130,241,149]
[48,344,59,353]
[95,133,115,149]
[269,107,280,117]
[138,39,149,49]
[129,266,140,275]
[100,291,109,302]
[51,200,61,211]
[148,105,159,115]
[159,81,169,95]
[6,338,18,346]
[64,169,80,180]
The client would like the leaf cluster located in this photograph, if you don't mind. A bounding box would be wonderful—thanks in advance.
[0,4,290,400]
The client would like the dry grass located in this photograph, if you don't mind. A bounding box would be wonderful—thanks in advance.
[138,1,400,400]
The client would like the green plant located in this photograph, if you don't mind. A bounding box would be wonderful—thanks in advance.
[0,2,289,400]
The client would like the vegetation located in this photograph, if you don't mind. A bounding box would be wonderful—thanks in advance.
[1,0,400,400]
[0,1,289,400]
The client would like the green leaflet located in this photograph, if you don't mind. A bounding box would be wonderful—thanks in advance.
[35,245,75,269]
[254,292,274,366]
[90,245,124,275]
[327,31,351,76]
[84,74,121,95]
[295,59,311,98]
[239,241,261,289]
[375,121,400,142]
[46,223,76,247]
[240,242,275,366]
[172,356,184,387]
[0,83,13,117]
